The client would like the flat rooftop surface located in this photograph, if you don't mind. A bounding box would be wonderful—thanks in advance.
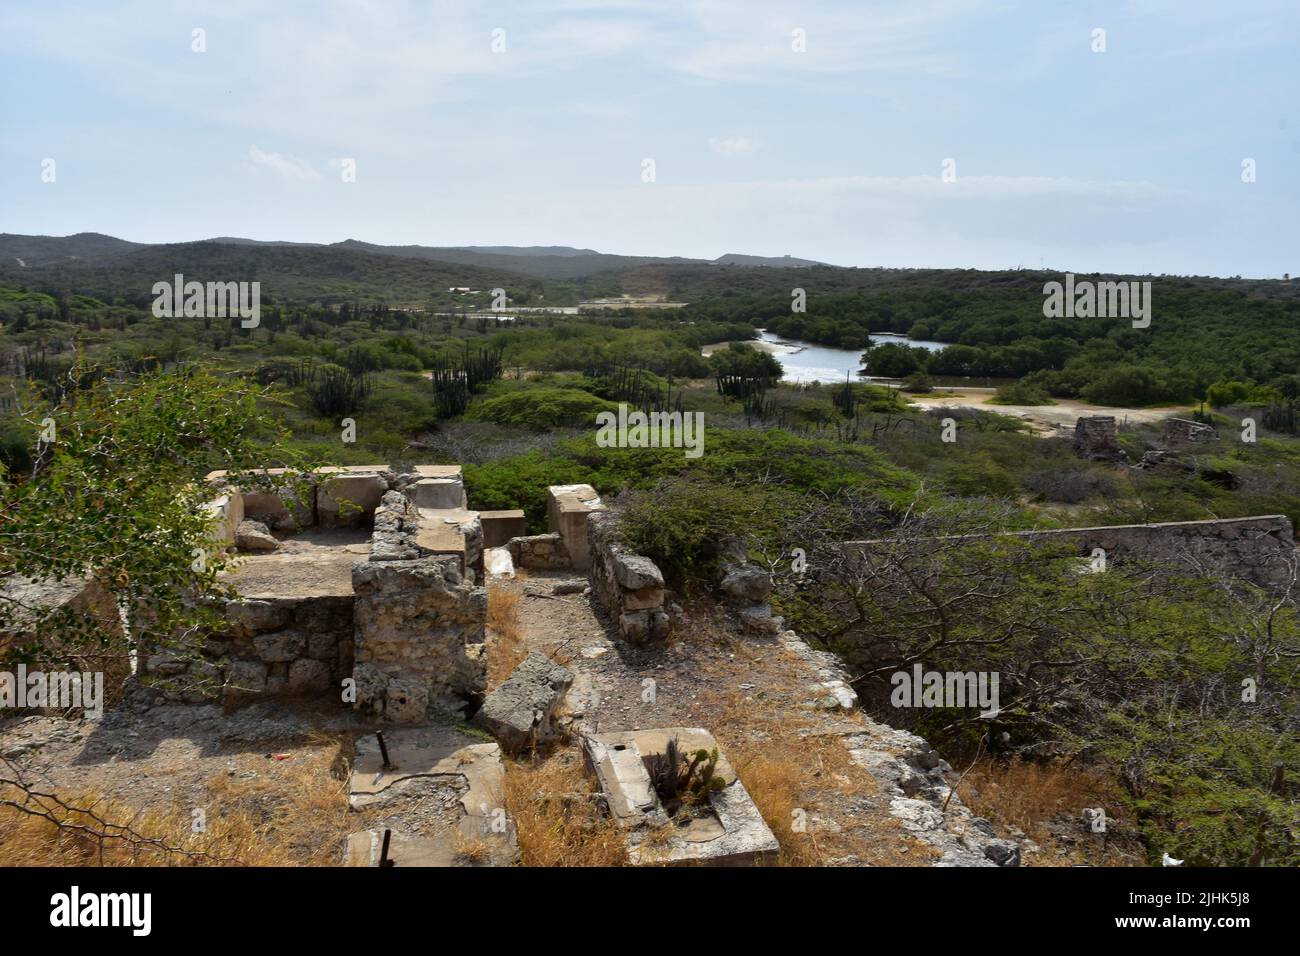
[221,528,370,599]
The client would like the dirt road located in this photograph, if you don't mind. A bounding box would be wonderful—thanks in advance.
[903,387,1189,436]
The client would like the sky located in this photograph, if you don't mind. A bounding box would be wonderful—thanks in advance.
[1,0,1297,277]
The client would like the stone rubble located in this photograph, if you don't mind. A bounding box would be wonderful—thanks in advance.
[472,651,574,755]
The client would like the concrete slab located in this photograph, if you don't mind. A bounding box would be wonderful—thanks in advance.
[346,725,518,866]
[583,727,778,866]
[315,465,390,475]
[480,509,527,548]
[415,508,470,557]
[349,725,502,812]
[411,477,467,510]
[546,484,605,571]
[414,465,463,479]
[484,547,515,577]
[202,492,243,548]
[221,529,369,599]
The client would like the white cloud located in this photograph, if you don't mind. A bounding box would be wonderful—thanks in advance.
[245,145,321,182]
[708,136,753,157]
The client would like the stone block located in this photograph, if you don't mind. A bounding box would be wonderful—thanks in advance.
[288,658,332,694]
[622,586,666,611]
[253,630,306,662]
[144,651,188,676]
[202,491,244,548]
[480,510,526,548]
[411,477,467,510]
[317,474,388,528]
[306,631,339,660]
[613,553,664,591]
[235,519,279,552]
[224,599,291,637]
[546,484,605,571]
[472,652,574,754]
[719,564,772,604]
[412,465,463,480]
[383,677,429,723]
[225,660,268,699]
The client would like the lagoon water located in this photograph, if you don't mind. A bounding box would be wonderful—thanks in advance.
[756,330,947,384]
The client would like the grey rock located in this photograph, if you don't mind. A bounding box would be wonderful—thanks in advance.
[253,630,306,663]
[473,652,574,755]
[235,519,279,552]
[719,564,773,603]
[225,661,268,699]
[224,599,290,636]
[983,839,1021,867]
[306,631,339,660]
[288,658,331,694]
[613,553,664,591]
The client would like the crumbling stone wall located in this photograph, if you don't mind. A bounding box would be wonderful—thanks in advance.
[352,554,487,723]
[140,466,484,711]
[586,512,670,642]
[506,533,571,571]
[140,593,354,706]
[1073,416,1123,462]
[1165,417,1218,446]
[845,515,1296,587]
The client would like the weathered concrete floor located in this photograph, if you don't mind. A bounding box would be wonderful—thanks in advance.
[222,528,371,599]
[345,725,518,867]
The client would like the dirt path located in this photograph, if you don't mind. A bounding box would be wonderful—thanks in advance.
[903,387,1189,436]
[0,702,359,865]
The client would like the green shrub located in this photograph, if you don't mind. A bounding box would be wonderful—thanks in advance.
[463,451,589,532]
[466,386,618,430]
[620,477,787,586]
[990,380,1054,405]
[939,454,1021,499]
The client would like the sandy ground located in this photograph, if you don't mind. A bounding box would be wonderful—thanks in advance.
[701,339,799,357]
[0,700,362,864]
[903,387,1190,436]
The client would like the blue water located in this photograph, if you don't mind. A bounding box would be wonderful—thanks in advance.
[757,330,946,384]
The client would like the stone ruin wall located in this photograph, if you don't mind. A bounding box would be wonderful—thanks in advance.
[585,511,670,643]
[149,593,355,706]
[136,467,488,716]
[506,533,571,571]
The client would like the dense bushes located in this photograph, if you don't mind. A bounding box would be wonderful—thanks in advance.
[467,386,618,430]
[782,508,1300,866]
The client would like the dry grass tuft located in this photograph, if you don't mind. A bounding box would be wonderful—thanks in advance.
[957,757,1138,866]
[704,681,922,866]
[486,583,526,689]
[0,733,353,867]
[453,833,494,866]
[502,750,626,867]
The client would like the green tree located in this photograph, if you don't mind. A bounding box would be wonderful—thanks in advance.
[1,363,307,676]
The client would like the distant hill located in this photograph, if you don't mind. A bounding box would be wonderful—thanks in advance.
[329,239,705,280]
[0,239,548,306]
[0,234,833,291]
[0,232,145,268]
[713,253,827,268]
[3,233,1289,310]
